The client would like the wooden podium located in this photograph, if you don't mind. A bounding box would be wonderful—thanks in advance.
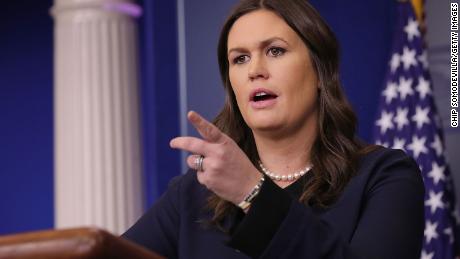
[0,228,165,259]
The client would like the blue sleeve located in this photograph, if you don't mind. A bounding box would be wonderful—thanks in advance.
[229,150,425,259]
[122,176,181,259]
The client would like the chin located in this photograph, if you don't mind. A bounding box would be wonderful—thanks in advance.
[249,120,284,133]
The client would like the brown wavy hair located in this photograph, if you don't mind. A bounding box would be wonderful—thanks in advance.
[208,0,377,228]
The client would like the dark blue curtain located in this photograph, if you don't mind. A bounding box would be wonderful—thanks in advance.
[139,0,181,208]
[0,0,54,234]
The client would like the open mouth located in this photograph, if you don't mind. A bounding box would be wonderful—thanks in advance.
[253,92,277,102]
[250,89,278,102]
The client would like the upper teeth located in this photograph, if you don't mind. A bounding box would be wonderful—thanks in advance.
[255,92,268,97]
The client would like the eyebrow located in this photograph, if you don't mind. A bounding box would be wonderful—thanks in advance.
[227,36,289,55]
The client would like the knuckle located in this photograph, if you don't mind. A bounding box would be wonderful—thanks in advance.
[208,159,222,171]
[215,148,226,159]
[213,159,224,169]
[206,159,216,171]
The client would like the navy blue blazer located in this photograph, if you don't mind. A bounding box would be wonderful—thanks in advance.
[123,147,425,258]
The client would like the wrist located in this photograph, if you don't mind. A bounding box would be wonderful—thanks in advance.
[237,175,265,210]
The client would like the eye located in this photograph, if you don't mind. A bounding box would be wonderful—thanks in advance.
[232,55,250,64]
[267,47,285,57]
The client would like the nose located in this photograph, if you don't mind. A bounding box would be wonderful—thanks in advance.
[248,55,269,81]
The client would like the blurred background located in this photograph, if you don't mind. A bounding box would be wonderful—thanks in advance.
[0,0,457,238]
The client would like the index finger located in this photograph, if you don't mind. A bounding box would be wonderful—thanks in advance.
[188,111,225,143]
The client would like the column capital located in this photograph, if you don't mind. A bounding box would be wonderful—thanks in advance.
[50,0,142,18]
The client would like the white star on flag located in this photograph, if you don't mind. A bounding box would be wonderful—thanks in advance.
[390,53,400,72]
[418,51,429,69]
[382,81,399,103]
[406,135,428,159]
[392,138,406,150]
[424,220,439,244]
[412,106,430,129]
[375,140,389,148]
[398,76,414,100]
[420,250,434,259]
[404,17,420,41]
[375,111,394,134]
[400,46,417,70]
[427,161,446,185]
[394,107,409,130]
[430,135,443,157]
[415,76,432,99]
[444,227,454,244]
[425,191,445,214]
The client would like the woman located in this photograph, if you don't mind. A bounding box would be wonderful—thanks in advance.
[123,0,425,258]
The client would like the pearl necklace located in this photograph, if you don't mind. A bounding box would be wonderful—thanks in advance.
[258,161,313,182]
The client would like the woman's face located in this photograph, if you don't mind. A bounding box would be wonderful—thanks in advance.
[227,9,319,137]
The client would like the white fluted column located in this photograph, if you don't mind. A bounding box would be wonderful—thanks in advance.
[51,0,143,234]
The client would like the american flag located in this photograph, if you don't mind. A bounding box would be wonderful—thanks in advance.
[373,1,460,258]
